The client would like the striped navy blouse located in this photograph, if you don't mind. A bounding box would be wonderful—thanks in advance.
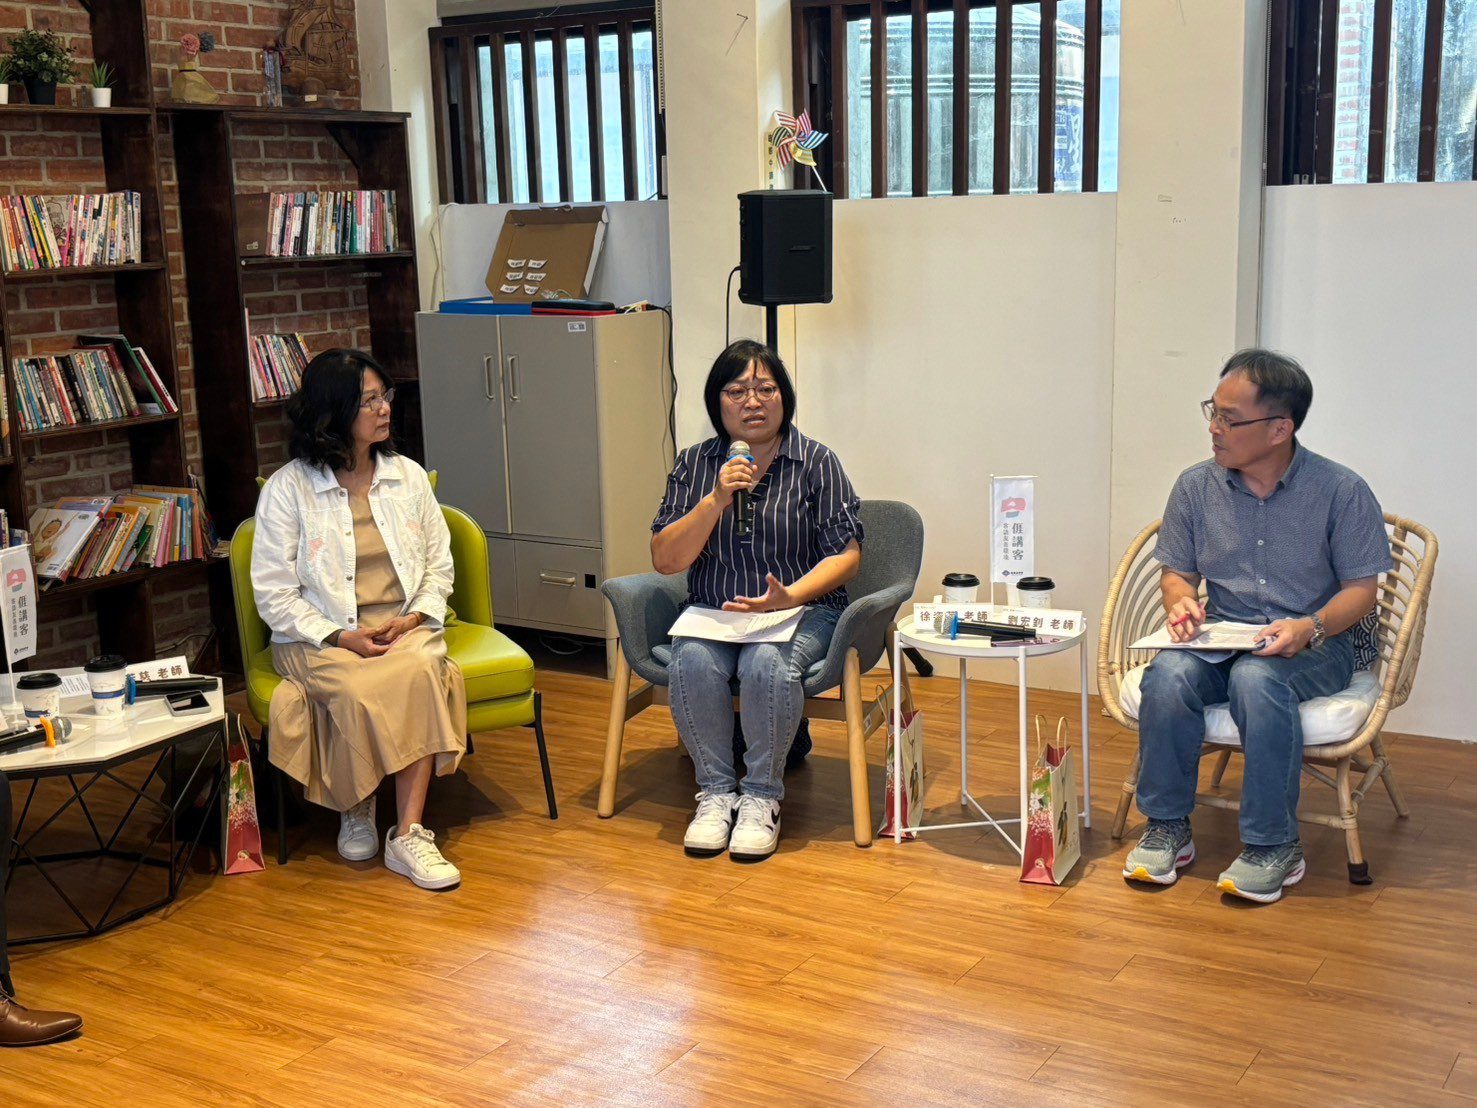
[651,425,864,611]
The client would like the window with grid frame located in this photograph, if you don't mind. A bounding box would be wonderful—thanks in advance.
[792,0,1121,199]
[1266,0,1477,185]
[430,5,664,205]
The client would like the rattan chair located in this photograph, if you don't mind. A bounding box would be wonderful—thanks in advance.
[1098,514,1437,884]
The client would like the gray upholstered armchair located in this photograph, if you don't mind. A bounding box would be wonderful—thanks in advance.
[598,500,924,847]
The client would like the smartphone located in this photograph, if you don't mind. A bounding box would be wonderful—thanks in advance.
[165,691,211,716]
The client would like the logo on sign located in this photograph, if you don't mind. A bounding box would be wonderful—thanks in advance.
[6,569,25,593]
[1000,497,1027,518]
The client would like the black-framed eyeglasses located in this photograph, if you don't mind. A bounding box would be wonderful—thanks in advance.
[360,387,396,412]
[722,383,781,404]
[1201,398,1286,430]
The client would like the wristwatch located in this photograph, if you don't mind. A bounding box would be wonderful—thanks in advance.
[1308,613,1326,649]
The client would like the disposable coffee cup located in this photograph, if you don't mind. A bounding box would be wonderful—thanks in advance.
[1016,576,1056,609]
[16,672,63,721]
[943,572,980,603]
[85,654,129,722]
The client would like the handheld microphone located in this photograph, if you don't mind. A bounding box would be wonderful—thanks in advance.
[727,439,754,536]
[0,716,74,755]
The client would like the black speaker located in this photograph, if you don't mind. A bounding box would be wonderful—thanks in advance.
[737,189,833,307]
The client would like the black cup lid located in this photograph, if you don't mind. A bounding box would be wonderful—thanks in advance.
[1016,576,1056,590]
[943,573,980,587]
[85,654,127,673]
[17,672,62,689]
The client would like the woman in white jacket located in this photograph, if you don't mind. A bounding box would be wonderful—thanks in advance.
[252,349,466,890]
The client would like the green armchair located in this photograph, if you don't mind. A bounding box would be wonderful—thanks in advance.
[228,495,556,864]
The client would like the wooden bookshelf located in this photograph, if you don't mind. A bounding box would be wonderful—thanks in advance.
[1,261,167,282]
[0,0,204,665]
[239,251,415,268]
[19,412,181,441]
[0,104,153,118]
[171,105,426,534]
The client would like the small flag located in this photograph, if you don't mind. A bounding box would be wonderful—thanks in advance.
[990,476,1036,585]
[0,544,38,664]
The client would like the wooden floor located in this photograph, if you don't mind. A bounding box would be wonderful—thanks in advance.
[4,663,1477,1106]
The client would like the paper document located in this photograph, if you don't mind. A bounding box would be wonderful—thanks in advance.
[1131,621,1267,653]
[669,606,805,644]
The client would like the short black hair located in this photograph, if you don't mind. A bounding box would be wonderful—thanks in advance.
[287,348,397,471]
[702,339,796,441]
[1219,348,1313,430]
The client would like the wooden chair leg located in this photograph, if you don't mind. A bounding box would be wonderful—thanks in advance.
[1210,748,1233,788]
[1111,744,1140,841]
[529,692,557,820]
[1337,757,1371,885]
[843,647,873,848]
[1371,734,1410,818]
[598,651,631,818]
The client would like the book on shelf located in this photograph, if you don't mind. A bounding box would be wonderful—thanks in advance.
[28,498,110,581]
[248,330,312,402]
[26,484,219,586]
[0,192,142,272]
[237,189,399,258]
[9,336,177,433]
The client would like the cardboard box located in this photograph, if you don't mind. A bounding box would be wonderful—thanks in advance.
[485,205,608,302]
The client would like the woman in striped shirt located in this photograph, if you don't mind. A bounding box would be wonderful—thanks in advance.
[651,340,863,860]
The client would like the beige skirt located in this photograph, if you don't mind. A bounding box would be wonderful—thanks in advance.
[269,610,468,812]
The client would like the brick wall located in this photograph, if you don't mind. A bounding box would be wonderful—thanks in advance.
[5,1,365,668]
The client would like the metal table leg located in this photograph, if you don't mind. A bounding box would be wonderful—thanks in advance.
[1018,647,1029,855]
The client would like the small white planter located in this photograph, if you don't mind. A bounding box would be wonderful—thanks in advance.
[90,86,112,108]
[0,84,10,105]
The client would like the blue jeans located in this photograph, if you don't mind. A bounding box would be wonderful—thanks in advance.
[667,606,840,802]
[1136,635,1355,846]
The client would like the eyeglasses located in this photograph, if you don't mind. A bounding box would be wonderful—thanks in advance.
[1201,398,1286,430]
[722,383,781,404]
[360,388,396,412]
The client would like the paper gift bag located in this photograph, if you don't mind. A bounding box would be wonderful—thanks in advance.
[1021,715,1082,885]
[879,705,925,841]
[222,714,265,875]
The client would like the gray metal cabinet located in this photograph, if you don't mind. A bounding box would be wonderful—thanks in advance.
[498,317,602,542]
[415,313,511,534]
[416,310,671,654]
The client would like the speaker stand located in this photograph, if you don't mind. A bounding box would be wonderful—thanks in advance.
[766,303,779,351]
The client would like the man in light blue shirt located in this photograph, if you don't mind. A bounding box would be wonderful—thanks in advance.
[1123,350,1391,904]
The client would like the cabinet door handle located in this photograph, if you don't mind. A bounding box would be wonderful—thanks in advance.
[506,354,520,401]
[482,354,496,400]
[539,571,577,587]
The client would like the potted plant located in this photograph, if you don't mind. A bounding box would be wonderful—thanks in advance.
[7,27,76,106]
[88,60,113,108]
[0,54,14,105]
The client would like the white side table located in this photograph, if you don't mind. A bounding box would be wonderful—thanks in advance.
[891,614,1092,852]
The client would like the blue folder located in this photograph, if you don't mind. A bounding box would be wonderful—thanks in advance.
[437,297,533,316]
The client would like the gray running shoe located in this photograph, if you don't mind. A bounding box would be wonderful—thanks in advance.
[1122,818,1195,885]
[1217,842,1306,904]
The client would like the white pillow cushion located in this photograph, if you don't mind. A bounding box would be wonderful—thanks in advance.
[1118,663,1381,747]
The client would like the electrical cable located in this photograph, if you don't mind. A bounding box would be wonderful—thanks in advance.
[724,264,740,346]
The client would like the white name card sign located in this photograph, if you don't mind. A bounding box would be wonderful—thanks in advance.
[912,603,1086,638]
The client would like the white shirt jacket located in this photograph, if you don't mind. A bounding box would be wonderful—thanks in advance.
[251,454,453,646]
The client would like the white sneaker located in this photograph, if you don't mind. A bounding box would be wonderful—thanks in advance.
[337,796,378,861]
[684,791,738,855]
[384,824,461,890]
[729,796,781,860]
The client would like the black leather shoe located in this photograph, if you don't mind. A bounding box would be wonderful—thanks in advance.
[0,991,83,1047]
[786,719,813,770]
